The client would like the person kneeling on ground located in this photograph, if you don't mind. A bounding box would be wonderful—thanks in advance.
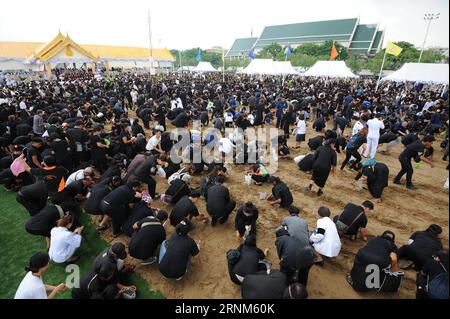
[266,176,293,209]
[158,219,200,280]
[310,207,342,262]
[416,249,449,299]
[334,201,373,241]
[228,234,270,285]
[347,230,404,293]
[48,215,83,264]
[206,176,236,226]
[235,202,259,241]
[246,162,269,185]
[15,252,66,299]
[169,190,208,227]
[129,210,168,266]
[241,268,308,299]
[398,224,443,271]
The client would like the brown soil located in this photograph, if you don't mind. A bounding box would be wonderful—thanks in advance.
[101,120,449,299]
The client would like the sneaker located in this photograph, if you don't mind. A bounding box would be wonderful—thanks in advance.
[406,184,418,190]
[346,275,354,286]
[141,257,157,266]
[393,180,402,185]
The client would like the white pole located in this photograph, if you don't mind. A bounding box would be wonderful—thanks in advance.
[419,18,432,63]
[148,10,153,74]
[222,49,225,82]
[375,49,388,92]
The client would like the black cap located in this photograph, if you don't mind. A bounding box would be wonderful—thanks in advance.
[111,243,127,259]
[27,252,50,272]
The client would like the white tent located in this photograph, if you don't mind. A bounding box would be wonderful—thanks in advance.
[239,59,278,75]
[193,62,218,72]
[303,61,358,78]
[381,63,449,84]
[273,61,300,75]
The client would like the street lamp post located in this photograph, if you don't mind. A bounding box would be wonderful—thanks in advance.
[419,13,440,63]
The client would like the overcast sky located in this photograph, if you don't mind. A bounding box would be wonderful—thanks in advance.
[0,0,448,50]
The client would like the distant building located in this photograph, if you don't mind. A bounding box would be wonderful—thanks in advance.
[0,32,175,71]
[206,46,227,54]
[226,17,384,59]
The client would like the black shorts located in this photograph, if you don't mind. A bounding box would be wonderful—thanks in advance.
[296,134,305,142]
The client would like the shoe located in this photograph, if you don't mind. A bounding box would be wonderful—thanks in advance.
[65,255,80,265]
[141,257,157,266]
[176,277,183,281]
[317,189,323,197]
[393,180,402,185]
[406,184,418,190]
[346,275,354,286]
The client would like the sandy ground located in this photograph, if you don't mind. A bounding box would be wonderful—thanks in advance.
[100,120,449,299]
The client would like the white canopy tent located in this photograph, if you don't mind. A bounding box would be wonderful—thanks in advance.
[239,59,278,75]
[193,62,218,72]
[381,63,449,84]
[303,61,358,78]
[273,61,300,75]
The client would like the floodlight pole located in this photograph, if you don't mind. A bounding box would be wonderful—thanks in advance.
[419,13,440,63]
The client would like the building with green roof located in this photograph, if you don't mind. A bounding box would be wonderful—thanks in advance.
[226,17,384,59]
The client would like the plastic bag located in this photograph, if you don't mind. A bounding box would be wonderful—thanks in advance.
[10,157,25,177]
[244,174,252,185]
[445,178,449,190]
[294,155,306,164]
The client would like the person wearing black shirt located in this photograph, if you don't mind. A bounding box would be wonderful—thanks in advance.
[122,201,154,237]
[89,126,109,173]
[355,162,389,202]
[393,135,434,190]
[275,228,314,286]
[99,181,141,236]
[206,176,236,226]
[348,231,402,293]
[416,250,449,299]
[335,201,373,241]
[171,110,190,128]
[230,234,268,284]
[72,262,119,299]
[308,136,324,151]
[267,176,293,208]
[297,153,314,173]
[84,176,121,217]
[129,210,168,265]
[48,133,72,172]
[307,132,337,196]
[66,121,89,166]
[398,224,443,271]
[16,180,48,216]
[26,138,43,169]
[132,154,158,198]
[25,202,76,249]
[169,191,204,227]
[235,202,259,240]
[241,269,308,299]
[158,220,200,280]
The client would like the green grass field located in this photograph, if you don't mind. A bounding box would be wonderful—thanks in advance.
[0,189,163,299]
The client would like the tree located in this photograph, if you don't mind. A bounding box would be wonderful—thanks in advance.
[257,43,283,60]
[346,55,366,73]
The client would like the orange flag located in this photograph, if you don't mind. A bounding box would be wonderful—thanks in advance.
[330,43,339,61]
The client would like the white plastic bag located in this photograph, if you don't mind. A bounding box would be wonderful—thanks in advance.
[244,174,252,185]
[445,178,449,190]
[294,155,306,164]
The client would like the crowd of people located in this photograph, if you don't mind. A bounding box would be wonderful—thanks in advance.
[1,68,448,299]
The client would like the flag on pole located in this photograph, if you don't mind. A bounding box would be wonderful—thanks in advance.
[284,45,293,57]
[330,42,339,61]
[196,48,201,62]
[248,47,255,60]
[386,42,403,56]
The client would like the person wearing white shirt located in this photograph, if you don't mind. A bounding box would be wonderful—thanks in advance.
[19,100,27,110]
[48,215,83,264]
[15,252,66,299]
[293,114,307,149]
[66,167,94,186]
[145,130,163,155]
[422,100,435,112]
[219,135,235,157]
[363,114,385,159]
[352,116,364,137]
[309,207,341,258]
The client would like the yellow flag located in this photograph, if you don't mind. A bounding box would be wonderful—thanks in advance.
[386,42,402,57]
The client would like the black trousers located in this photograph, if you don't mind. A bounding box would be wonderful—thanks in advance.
[101,201,127,235]
[16,191,46,216]
[281,265,312,287]
[394,158,414,186]
[138,175,157,198]
[341,148,362,170]
[211,200,236,225]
